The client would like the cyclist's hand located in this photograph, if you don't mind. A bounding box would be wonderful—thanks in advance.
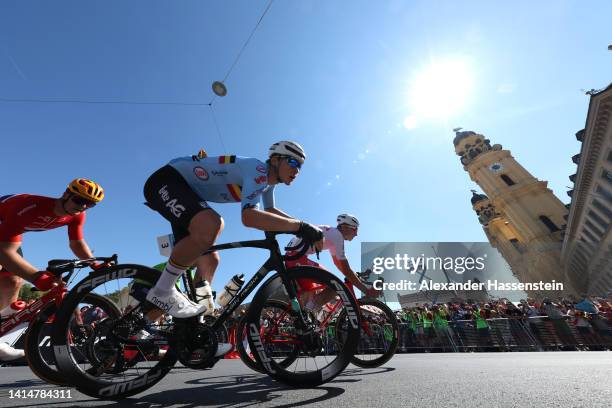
[32,271,62,291]
[91,262,112,271]
[297,222,323,243]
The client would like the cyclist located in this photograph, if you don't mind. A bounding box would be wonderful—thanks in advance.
[285,214,380,311]
[143,141,323,323]
[0,179,103,361]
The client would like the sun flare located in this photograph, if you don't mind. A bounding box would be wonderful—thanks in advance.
[407,58,474,120]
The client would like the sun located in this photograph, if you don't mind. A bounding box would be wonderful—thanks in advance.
[407,58,474,120]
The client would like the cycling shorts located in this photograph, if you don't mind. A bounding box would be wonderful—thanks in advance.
[285,255,326,292]
[143,165,214,243]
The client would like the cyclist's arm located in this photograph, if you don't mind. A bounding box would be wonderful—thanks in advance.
[69,239,94,259]
[265,207,294,219]
[331,256,370,293]
[0,242,38,280]
[242,207,301,232]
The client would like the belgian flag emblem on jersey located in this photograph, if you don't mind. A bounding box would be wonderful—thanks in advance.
[218,155,236,164]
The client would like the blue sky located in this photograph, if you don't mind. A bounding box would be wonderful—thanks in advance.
[1,1,610,303]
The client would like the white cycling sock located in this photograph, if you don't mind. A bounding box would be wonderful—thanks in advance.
[155,261,187,293]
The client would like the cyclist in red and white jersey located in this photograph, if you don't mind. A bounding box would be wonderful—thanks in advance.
[0,179,103,361]
[285,214,380,301]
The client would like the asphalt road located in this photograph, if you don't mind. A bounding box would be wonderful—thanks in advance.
[0,352,611,408]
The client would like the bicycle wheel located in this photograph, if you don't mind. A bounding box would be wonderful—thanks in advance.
[24,293,121,385]
[246,266,360,387]
[236,315,265,374]
[338,298,399,368]
[52,265,178,399]
[236,300,300,374]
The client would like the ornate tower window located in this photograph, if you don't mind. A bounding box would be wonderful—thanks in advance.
[509,238,525,253]
[539,215,560,232]
[500,174,515,186]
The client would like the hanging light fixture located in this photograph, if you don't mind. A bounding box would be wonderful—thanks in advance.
[212,81,227,97]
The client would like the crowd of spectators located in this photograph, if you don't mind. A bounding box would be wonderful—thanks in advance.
[392,296,612,352]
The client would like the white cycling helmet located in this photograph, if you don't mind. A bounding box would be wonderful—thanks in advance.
[337,214,359,228]
[269,141,306,164]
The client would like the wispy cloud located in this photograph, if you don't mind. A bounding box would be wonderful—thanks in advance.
[7,55,27,80]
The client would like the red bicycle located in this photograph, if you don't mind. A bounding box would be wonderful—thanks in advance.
[0,255,120,385]
[236,272,399,372]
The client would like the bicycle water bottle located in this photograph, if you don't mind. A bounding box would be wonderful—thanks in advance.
[0,300,26,318]
[195,280,215,313]
[216,274,244,308]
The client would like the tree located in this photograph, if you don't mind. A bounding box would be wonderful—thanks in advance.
[19,284,43,302]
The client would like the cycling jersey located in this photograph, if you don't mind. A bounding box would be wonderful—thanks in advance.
[168,155,275,210]
[0,194,85,243]
[286,225,346,260]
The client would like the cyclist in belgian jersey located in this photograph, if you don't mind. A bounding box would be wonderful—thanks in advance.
[143,141,323,320]
[285,214,380,307]
[0,179,103,361]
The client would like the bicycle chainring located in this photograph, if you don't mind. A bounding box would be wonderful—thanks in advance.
[173,318,219,369]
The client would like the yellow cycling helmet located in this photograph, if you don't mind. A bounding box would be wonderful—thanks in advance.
[67,178,105,203]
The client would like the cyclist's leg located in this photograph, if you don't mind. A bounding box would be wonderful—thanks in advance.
[1,246,29,361]
[143,165,221,317]
[170,210,222,276]
[169,216,232,356]
[310,287,337,311]
[285,256,336,312]
[0,247,24,310]
[0,271,21,310]
[192,224,223,285]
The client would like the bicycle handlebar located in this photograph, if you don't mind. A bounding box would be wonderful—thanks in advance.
[47,254,118,276]
[283,238,320,261]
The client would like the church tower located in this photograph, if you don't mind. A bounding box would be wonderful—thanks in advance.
[454,130,573,296]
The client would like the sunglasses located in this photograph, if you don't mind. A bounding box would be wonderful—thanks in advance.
[71,196,97,208]
[285,157,302,169]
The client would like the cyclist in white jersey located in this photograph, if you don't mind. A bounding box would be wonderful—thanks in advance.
[285,214,380,308]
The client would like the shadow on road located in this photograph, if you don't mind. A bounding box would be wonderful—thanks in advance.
[341,366,396,377]
[122,372,348,407]
[0,366,393,407]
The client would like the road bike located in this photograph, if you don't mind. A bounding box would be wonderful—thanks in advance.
[236,270,399,372]
[0,256,120,385]
[51,231,361,399]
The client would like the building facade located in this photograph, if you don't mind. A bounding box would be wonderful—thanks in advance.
[562,83,612,296]
[454,130,573,298]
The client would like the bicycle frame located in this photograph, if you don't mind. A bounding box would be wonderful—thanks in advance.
[262,280,377,346]
[317,281,377,337]
[1,256,116,338]
[184,232,309,332]
[0,283,68,336]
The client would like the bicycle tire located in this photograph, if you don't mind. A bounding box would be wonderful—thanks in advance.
[246,266,360,387]
[52,264,177,399]
[24,293,121,385]
[338,298,399,368]
[236,315,265,373]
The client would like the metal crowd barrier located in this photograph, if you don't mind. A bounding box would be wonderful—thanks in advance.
[395,316,612,353]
